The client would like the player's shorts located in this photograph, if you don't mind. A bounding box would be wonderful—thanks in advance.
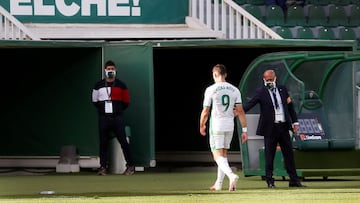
[209,131,233,152]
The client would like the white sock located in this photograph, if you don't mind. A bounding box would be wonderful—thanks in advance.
[215,156,234,178]
[216,166,225,184]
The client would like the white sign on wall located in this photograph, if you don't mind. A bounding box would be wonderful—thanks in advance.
[10,0,141,17]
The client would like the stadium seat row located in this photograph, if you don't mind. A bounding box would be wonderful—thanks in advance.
[306,0,360,5]
[234,1,360,41]
[272,25,360,40]
[243,4,360,27]
[235,0,360,6]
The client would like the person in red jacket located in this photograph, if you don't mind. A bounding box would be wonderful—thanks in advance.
[92,60,134,176]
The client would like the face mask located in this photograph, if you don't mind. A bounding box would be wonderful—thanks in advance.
[264,78,276,90]
[105,70,116,78]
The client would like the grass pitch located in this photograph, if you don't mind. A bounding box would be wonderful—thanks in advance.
[0,169,359,203]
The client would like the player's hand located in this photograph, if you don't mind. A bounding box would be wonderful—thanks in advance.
[200,126,206,136]
[241,132,247,144]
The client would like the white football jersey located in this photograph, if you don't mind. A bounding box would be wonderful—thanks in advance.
[203,82,242,132]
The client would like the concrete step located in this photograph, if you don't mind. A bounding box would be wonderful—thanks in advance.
[26,23,223,40]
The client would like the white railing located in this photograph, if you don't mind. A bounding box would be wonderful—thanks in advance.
[0,6,40,40]
[189,0,282,39]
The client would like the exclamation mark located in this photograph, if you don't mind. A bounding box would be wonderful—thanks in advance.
[132,0,141,16]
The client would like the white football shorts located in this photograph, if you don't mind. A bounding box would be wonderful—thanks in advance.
[209,131,233,151]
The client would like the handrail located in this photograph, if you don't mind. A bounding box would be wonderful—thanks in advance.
[189,0,282,39]
[0,5,40,40]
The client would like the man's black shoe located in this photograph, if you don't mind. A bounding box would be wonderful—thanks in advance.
[97,167,107,176]
[268,183,276,188]
[267,181,276,188]
[289,182,306,187]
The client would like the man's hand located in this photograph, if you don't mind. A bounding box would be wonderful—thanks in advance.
[241,132,247,144]
[200,125,206,136]
[293,124,299,134]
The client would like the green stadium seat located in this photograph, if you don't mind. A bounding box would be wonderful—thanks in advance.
[307,0,330,5]
[246,0,265,5]
[351,0,360,5]
[265,5,285,27]
[317,27,336,40]
[243,4,264,21]
[337,27,357,40]
[331,0,351,5]
[306,5,328,27]
[286,0,305,7]
[234,0,247,4]
[294,26,315,39]
[285,5,306,26]
[319,0,331,5]
[348,5,360,26]
[327,5,348,27]
[273,26,293,38]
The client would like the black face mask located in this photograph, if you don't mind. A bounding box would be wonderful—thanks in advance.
[105,70,116,78]
[107,71,115,78]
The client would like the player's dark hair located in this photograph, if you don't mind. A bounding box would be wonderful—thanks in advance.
[213,64,227,76]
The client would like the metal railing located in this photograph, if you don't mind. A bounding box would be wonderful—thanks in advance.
[0,5,39,40]
[189,0,282,39]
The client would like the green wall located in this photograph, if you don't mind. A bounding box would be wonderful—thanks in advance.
[104,42,155,166]
[0,46,102,156]
[0,0,188,24]
[0,40,156,167]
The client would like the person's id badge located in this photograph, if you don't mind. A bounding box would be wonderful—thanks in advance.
[275,108,282,121]
[105,101,113,113]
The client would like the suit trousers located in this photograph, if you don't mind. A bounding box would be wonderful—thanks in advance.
[264,122,299,183]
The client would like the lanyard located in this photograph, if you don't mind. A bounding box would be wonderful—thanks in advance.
[105,81,115,100]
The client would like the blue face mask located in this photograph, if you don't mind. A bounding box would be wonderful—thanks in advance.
[105,70,116,78]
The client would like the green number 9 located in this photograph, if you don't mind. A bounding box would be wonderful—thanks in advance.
[222,94,230,111]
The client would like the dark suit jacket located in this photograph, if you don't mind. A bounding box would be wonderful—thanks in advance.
[243,85,298,137]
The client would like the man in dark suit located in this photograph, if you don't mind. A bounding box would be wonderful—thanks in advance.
[243,69,306,188]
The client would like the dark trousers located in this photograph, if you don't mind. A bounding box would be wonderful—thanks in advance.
[264,122,299,183]
[98,115,133,168]
[265,0,287,11]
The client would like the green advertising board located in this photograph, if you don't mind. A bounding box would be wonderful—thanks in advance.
[0,0,188,24]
